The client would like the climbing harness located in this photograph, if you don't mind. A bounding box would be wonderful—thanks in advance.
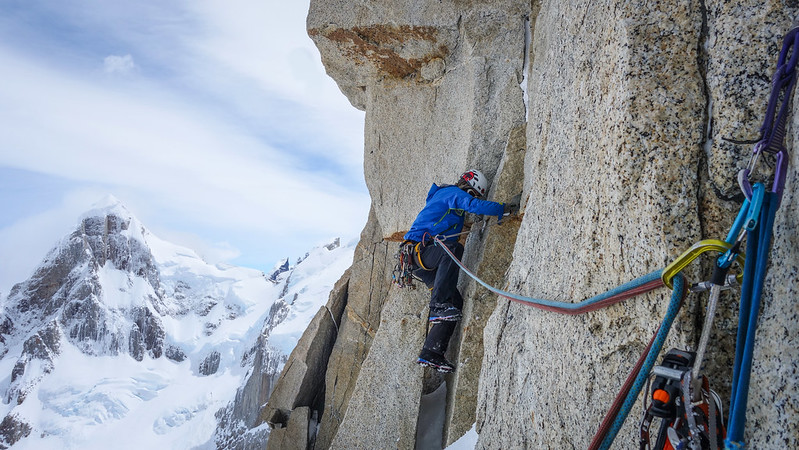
[392,218,499,290]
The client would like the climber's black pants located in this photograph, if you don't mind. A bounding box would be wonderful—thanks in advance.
[413,240,464,355]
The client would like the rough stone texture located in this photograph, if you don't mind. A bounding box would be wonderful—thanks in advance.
[294,0,799,448]
[478,0,709,447]
[328,287,428,449]
[260,271,349,436]
[313,211,391,449]
[310,0,527,236]
[199,351,221,376]
[443,124,526,445]
[698,7,799,449]
[305,1,529,447]
[265,406,311,450]
[7,321,61,405]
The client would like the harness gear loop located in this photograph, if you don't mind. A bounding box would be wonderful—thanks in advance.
[414,241,431,271]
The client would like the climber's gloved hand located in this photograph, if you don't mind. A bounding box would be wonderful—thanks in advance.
[503,193,522,216]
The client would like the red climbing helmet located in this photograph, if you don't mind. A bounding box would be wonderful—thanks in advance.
[460,169,488,198]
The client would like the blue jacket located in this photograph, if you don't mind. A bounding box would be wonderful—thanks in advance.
[403,184,505,242]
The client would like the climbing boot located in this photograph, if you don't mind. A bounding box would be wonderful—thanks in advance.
[428,303,461,323]
[417,349,455,373]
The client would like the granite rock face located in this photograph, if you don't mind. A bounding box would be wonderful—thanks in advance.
[273,0,799,447]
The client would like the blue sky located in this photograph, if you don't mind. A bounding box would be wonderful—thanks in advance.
[0,1,370,294]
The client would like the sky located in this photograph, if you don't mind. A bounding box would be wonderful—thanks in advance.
[0,0,370,295]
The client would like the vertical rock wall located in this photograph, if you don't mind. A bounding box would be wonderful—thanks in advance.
[303,1,528,448]
[262,0,799,448]
[480,0,707,446]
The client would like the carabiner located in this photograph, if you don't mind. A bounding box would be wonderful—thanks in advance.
[661,240,746,289]
[736,142,764,200]
[738,148,788,206]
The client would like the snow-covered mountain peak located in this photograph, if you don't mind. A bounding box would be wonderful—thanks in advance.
[0,201,355,449]
[80,194,131,221]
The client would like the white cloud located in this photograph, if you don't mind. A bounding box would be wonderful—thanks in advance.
[0,1,370,291]
[0,46,367,232]
[103,54,137,75]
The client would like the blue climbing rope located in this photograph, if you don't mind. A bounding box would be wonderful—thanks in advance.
[433,235,665,314]
[598,274,686,450]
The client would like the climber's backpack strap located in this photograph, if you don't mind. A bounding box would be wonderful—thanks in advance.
[639,349,725,450]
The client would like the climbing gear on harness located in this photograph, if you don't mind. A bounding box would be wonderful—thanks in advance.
[460,169,488,198]
[638,349,726,450]
[392,240,420,289]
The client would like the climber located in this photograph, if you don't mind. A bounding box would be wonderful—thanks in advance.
[402,169,519,373]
